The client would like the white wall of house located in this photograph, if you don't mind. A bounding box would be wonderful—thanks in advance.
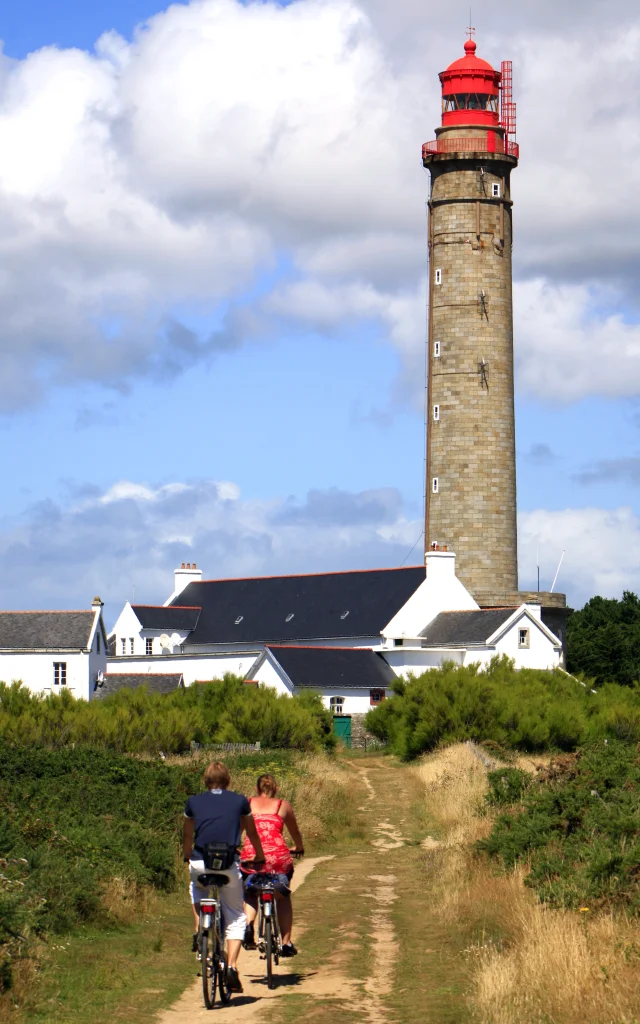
[307,688,388,715]
[382,551,478,641]
[185,636,382,655]
[383,646,465,676]
[489,612,561,670]
[0,651,93,699]
[106,651,261,685]
[246,654,294,696]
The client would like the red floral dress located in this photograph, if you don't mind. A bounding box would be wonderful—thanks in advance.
[241,798,293,875]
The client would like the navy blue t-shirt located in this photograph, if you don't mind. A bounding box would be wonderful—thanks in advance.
[184,788,251,855]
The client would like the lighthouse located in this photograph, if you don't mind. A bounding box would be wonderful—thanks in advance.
[422,35,566,634]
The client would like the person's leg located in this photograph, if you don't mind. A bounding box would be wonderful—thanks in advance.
[278,895,293,946]
[189,860,207,952]
[220,865,247,984]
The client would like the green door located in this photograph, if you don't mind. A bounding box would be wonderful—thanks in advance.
[333,715,352,748]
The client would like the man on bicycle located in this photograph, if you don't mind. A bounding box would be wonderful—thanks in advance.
[183,760,265,994]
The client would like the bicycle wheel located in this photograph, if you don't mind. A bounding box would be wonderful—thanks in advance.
[265,918,275,989]
[216,929,232,1005]
[201,929,217,1009]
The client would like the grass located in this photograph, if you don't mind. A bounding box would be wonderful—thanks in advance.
[412,743,640,1024]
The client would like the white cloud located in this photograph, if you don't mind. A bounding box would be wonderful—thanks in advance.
[1,1,640,409]
[0,477,420,621]
[519,506,640,606]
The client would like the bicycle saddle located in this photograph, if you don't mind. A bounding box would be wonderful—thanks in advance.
[197,872,230,887]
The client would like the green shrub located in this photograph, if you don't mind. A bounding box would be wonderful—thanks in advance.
[478,739,640,912]
[485,767,530,806]
[0,676,335,754]
[365,657,640,759]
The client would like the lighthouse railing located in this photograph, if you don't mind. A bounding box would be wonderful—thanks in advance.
[422,136,519,160]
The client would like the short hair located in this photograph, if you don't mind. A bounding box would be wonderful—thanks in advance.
[203,761,231,790]
[256,773,278,797]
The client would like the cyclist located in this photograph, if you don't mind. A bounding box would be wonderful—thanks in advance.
[240,773,304,957]
[183,760,266,994]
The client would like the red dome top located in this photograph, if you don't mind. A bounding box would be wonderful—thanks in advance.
[443,39,497,75]
[439,37,500,127]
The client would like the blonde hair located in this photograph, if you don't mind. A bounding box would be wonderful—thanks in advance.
[203,761,231,789]
[256,773,278,797]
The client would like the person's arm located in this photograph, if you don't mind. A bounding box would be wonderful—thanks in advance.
[183,815,195,862]
[241,813,266,862]
[281,801,304,853]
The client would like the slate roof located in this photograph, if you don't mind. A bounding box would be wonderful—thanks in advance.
[132,605,201,631]
[419,609,517,647]
[170,567,425,645]
[0,611,96,650]
[94,673,184,699]
[264,645,396,691]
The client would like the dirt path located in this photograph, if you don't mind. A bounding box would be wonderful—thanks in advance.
[155,757,473,1024]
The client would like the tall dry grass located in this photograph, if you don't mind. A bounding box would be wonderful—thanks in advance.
[414,743,640,1024]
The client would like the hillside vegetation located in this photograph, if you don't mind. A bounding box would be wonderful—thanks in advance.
[365,657,640,759]
[480,739,640,913]
[0,675,334,753]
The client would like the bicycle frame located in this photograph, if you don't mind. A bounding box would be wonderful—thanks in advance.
[255,883,281,988]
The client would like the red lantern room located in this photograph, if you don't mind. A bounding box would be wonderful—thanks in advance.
[440,39,500,127]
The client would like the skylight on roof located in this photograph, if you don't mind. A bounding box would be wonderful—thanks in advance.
[235,615,243,625]
[285,613,295,622]
[340,610,350,619]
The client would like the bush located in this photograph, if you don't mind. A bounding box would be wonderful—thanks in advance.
[478,739,640,913]
[365,657,640,759]
[485,767,530,806]
[0,676,335,754]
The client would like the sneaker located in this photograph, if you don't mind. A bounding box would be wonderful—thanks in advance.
[280,943,298,958]
[243,923,256,949]
[226,966,243,992]
[191,933,198,954]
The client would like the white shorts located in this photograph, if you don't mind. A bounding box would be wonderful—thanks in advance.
[189,859,246,942]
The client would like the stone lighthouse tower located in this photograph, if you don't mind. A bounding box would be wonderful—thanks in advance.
[422,36,519,605]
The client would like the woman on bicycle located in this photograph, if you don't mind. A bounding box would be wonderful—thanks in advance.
[240,773,304,957]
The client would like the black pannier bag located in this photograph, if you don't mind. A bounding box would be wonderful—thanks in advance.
[202,842,237,871]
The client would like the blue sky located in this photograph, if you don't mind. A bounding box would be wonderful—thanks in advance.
[1,0,640,619]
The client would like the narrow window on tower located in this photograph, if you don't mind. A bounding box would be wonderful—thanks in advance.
[434,341,441,358]
[435,268,442,285]
[433,404,440,421]
[432,477,439,494]
[492,183,501,198]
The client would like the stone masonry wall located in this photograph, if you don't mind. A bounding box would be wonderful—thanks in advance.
[424,139,518,601]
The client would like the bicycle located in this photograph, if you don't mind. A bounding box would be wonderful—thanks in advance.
[196,871,232,1009]
[241,851,303,990]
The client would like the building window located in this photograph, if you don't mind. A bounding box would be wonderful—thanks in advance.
[129,638,135,654]
[329,696,345,715]
[518,628,530,649]
[434,341,441,357]
[492,182,501,197]
[370,689,385,706]
[96,634,100,653]
[146,638,153,656]
[435,268,442,285]
[121,638,126,656]
[393,638,404,647]
[53,662,67,686]
[432,477,439,494]
[433,404,440,421]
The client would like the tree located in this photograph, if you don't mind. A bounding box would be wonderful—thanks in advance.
[566,591,640,687]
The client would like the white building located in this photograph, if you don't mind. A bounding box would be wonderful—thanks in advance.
[107,551,562,710]
[0,598,107,701]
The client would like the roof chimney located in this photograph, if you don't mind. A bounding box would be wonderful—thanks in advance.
[170,562,203,601]
[92,596,104,608]
[425,548,456,580]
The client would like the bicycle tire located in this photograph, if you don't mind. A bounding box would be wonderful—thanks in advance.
[217,930,232,1005]
[201,930,217,1009]
[265,918,275,989]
